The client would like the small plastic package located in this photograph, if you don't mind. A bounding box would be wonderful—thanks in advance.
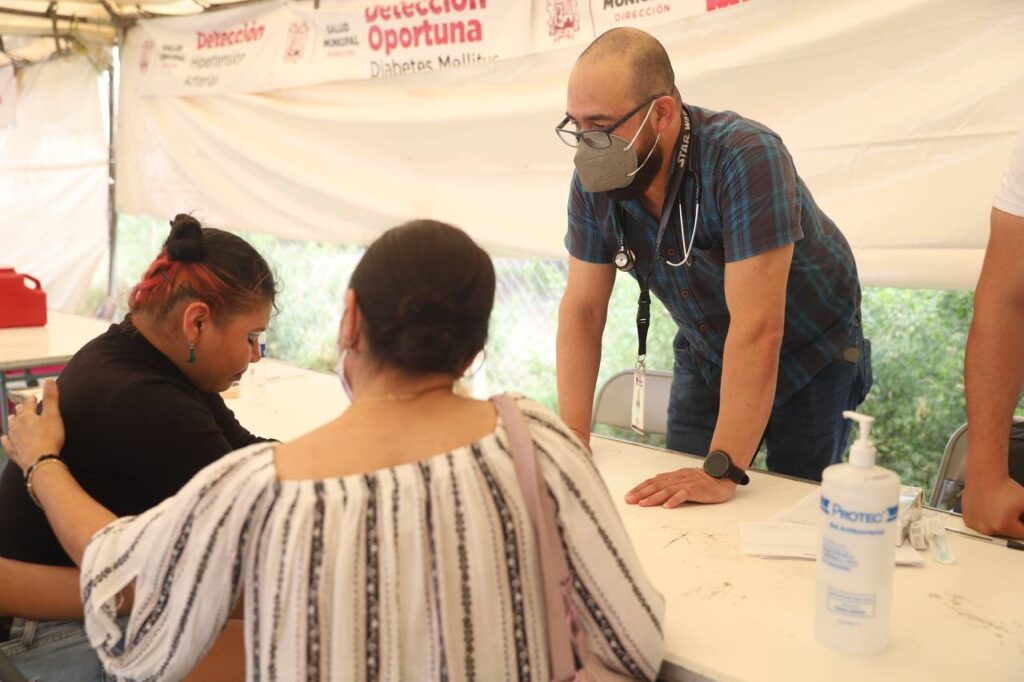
[896,485,923,546]
[908,514,956,564]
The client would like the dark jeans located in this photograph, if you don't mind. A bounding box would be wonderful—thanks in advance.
[666,334,872,482]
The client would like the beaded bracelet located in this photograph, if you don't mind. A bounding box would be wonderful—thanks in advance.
[25,455,66,508]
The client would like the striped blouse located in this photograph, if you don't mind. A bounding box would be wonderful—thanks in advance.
[79,396,665,681]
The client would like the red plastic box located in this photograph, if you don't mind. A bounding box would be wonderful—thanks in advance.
[0,268,47,328]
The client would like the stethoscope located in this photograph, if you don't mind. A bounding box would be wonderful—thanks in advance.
[614,107,701,273]
[613,167,701,272]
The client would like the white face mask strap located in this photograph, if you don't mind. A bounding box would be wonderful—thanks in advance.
[624,101,657,152]
[627,130,662,177]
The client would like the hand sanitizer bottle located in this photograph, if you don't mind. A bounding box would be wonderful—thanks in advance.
[815,411,900,654]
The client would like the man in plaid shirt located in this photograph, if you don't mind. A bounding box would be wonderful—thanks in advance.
[556,28,871,507]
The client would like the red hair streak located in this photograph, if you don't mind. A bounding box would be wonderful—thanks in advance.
[129,251,243,317]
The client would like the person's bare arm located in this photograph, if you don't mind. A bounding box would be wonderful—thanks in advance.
[2,381,117,566]
[963,207,1024,538]
[185,619,245,682]
[626,244,791,507]
[0,558,83,620]
[556,255,616,448]
[708,243,791,467]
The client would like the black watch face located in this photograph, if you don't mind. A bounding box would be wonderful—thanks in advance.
[704,451,730,478]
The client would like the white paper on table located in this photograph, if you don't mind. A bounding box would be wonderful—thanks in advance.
[738,522,924,566]
[739,491,925,566]
[767,490,822,526]
[738,521,818,559]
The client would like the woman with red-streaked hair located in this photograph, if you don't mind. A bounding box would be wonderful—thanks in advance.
[0,214,277,681]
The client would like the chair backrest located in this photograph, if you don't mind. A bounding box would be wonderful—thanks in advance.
[931,423,968,510]
[592,369,674,435]
[930,416,1024,510]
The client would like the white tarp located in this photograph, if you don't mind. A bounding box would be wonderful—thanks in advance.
[116,0,1024,289]
[0,57,107,311]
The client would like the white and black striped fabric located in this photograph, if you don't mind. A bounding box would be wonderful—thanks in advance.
[80,396,665,681]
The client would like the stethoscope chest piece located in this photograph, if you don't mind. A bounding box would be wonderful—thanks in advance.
[614,247,636,272]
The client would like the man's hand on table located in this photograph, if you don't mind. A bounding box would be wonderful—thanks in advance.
[625,468,737,508]
[962,475,1024,539]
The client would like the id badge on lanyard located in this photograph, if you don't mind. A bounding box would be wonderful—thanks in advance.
[631,285,652,434]
[629,106,694,436]
[631,358,646,434]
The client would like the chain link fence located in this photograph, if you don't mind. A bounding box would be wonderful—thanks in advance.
[78,213,1023,496]
[85,215,678,414]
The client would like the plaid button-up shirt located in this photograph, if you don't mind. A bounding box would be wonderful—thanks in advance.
[565,105,861,404]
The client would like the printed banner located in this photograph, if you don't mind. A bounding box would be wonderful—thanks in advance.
[286,1,530,80]
[128,0,533,96]
[125,0,756,96]
[534,0,711,48]
[0,65,15,128]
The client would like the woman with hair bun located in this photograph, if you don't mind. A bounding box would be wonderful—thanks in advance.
[6,220,665,681]
[0,214,277,680]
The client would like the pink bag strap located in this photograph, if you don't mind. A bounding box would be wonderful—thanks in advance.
[492,394,587,682]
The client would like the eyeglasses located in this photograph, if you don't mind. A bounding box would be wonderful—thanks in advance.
[555,93,667,149]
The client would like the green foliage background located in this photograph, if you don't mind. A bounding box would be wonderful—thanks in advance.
[69,216,1023,499]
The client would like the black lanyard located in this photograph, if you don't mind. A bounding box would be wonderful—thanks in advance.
[634,105,693,361]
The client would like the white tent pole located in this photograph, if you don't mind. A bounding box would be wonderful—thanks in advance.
[103,29,120,318]
[96,2,122,317]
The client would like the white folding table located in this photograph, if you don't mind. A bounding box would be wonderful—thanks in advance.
[0,311,111,430]
[31,359,1012,682]
[591,437,1024,682]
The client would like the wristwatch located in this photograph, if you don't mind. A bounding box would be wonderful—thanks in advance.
[703,450,750,485]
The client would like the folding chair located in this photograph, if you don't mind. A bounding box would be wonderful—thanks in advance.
[591,369,674,436]
[930,416,1024,510]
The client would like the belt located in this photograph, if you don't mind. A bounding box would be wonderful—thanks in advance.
[0,615,12,642]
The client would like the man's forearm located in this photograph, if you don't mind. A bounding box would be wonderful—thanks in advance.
[556,302,606,444]
[709,329,781,468]
[965,297,1024,482]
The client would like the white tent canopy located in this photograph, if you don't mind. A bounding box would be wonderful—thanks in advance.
[0,57,107,310]
[2,0,1024,307]
[0,0,257,45]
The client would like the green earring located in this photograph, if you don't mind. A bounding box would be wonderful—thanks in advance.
[187,342,197,364]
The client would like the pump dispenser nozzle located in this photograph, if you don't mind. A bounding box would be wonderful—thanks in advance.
[843,410,877,467]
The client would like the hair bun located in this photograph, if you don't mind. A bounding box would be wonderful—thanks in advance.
[165,214,204,263]
[395,296,456,328]
[393,325,456,372]
[382,295,460,373]
[349,220,495,377]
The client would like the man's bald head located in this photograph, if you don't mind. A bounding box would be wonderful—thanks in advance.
[577,28,675,102]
